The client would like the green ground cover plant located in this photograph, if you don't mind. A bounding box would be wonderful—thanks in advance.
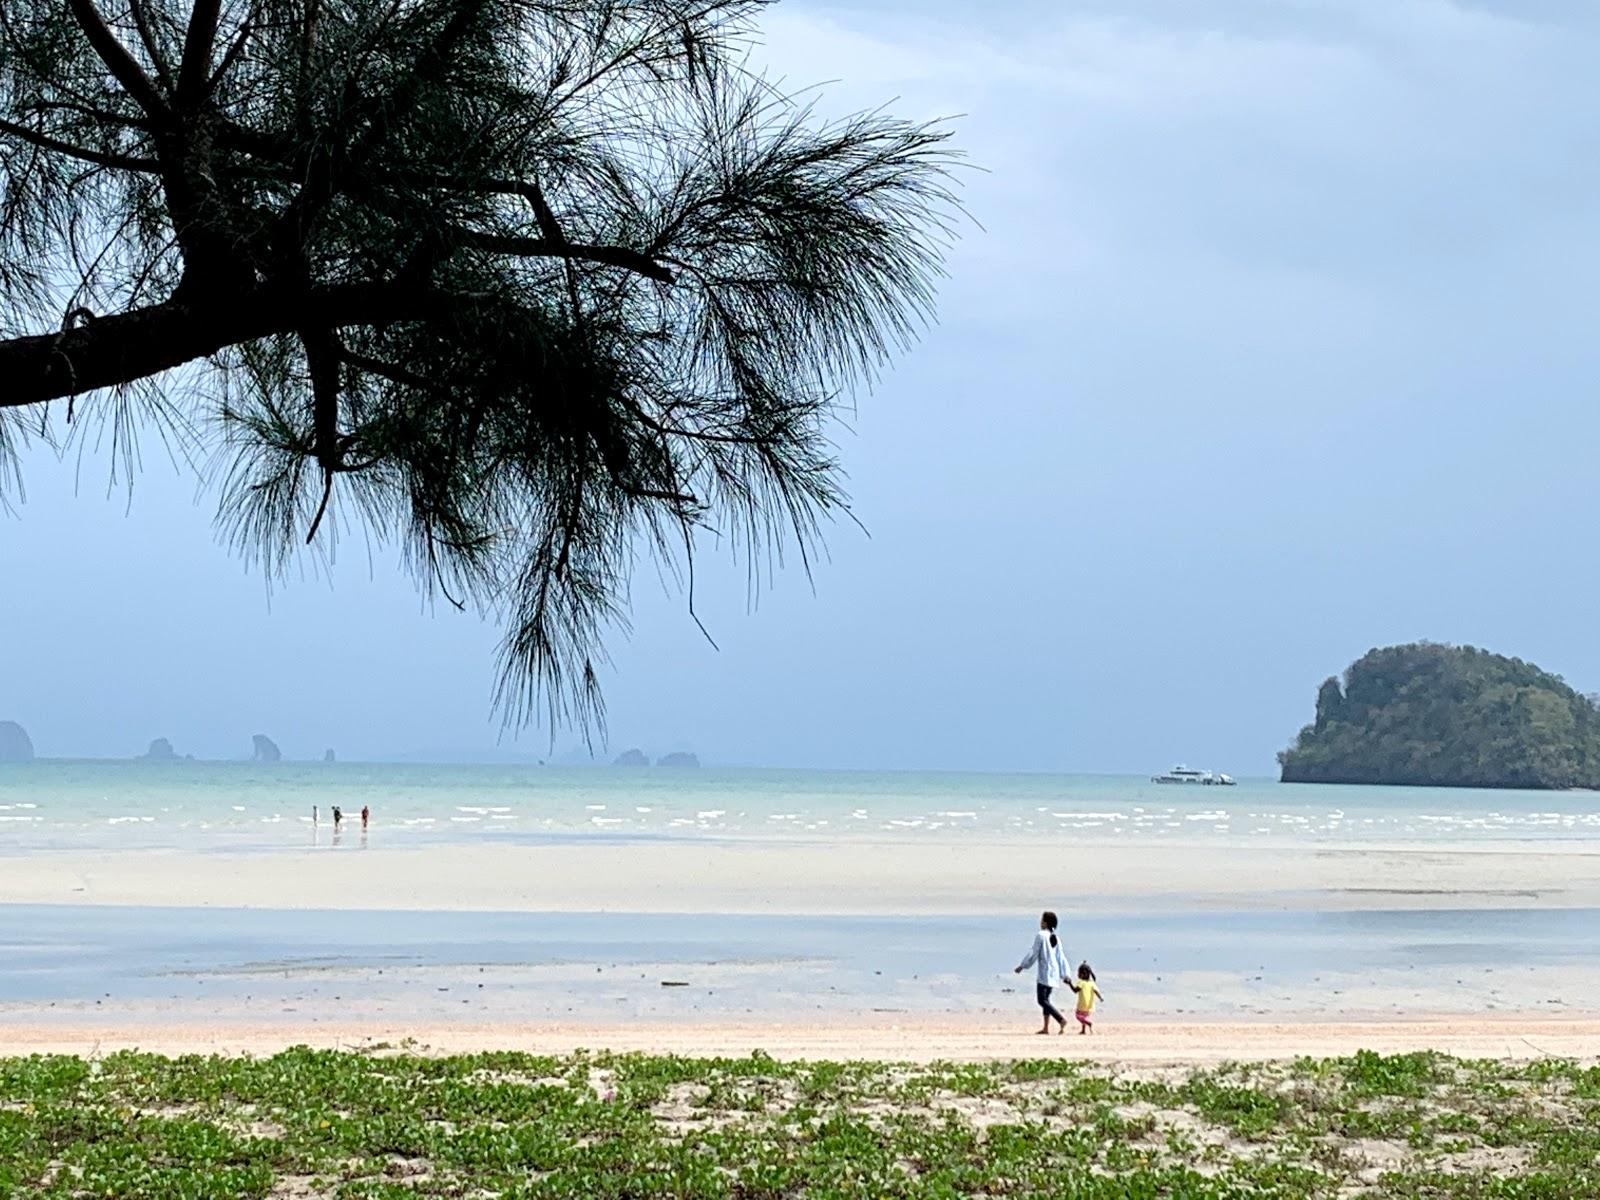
[1,1049,1595,1198]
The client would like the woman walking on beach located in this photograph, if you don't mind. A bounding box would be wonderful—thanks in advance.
[1014,910,1071,1034]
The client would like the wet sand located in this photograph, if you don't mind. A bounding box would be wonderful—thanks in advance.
[6,834,1597,1056]
[4,837,1598,913]
[4,903,1594,1034]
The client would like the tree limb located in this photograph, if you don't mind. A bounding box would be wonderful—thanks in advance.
[20,100,149,131]
[0,281,447,410]
[0,117,161,173]
[456,230,674,283]
[208,14,257,92]
[339,347,437,392]
[305,469,335,544]
[128,0,176,95]
[302,325,342,471]
[296,0,320,136]
[303,321,347,544]
[66,0,172,120]
[178,0,225,105]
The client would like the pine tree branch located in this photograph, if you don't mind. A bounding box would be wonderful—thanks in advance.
[208,14,257,92]
[128,0,176,96]
[21,100,149,131]
[178,0,226,105]
[0,281,452,410]
[66,0,172,120]
[0,117,161,173]
[455,230,674,283]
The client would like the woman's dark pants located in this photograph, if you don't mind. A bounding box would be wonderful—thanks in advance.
[1036,983,1064,1023]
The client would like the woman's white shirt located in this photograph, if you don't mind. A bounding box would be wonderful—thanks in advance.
[1017,930,1069,985]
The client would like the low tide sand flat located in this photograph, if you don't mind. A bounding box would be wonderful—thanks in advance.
[5,838,1600,913]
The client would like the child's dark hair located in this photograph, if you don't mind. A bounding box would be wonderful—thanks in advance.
[1041,910,1059,948]
[1077,961,1095,981]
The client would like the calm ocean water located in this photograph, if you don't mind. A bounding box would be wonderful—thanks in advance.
[2,761,1598,853]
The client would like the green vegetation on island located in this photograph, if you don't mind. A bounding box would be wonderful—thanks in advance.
[2,1048,1598,1198]
[1280,642,1600,789]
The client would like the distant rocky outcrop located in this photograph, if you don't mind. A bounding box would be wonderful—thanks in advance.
[656,751,700,768]
[1281,642,1600,789]
[140,737,179,761]
[0,721,34,763]
[613,748,649,767]
[323,748,336,763]
[251,734,282,763]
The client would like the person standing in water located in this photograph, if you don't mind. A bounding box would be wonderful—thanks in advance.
[360,805,369,830]
[1013,910,1070,1034]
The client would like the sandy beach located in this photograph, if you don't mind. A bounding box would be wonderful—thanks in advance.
[4,836,1598,914]
[5,770,1598,1060]
[2,1016,1595,1064]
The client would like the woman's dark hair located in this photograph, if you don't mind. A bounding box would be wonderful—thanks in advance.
[1077,961,1096,981]
[1042,910,1059,948]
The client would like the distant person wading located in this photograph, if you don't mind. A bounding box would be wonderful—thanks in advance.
[1014,910,1072,1034]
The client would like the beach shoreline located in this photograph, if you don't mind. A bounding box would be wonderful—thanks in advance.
[2,1015,1596,1064]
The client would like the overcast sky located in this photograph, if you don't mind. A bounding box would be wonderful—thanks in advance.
[4,0,1599,772]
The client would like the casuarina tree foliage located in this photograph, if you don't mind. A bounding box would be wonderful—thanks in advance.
[0,1,960,725]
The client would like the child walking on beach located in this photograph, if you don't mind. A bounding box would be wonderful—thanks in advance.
[1067,962,1103,1034]
[1014,911,1071,1034]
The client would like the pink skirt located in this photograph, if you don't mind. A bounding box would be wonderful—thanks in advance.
[1075,1009,1093,1024]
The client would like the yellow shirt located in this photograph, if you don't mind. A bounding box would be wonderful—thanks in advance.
[1073,981,1097,1013]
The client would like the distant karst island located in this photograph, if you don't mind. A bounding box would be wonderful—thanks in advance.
[0,720,34,762]
[612,748,700,768]
[1280,642,1600,790]
[138,738,191,762]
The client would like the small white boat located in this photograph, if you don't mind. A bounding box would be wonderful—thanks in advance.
[1152,765,1236,786]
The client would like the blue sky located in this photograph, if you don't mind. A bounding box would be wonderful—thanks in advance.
[4,0,1598,771]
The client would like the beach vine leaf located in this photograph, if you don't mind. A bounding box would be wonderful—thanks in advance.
[0,0,962,729]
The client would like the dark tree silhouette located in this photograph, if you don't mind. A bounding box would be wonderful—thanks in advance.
[0,0,959,724]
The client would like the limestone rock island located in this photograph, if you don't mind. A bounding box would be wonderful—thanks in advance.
[139,738,180,761]
[1279,642,1600,789]
[0,720,34,762]
[656,751,701,768]
[612,748,649,767]
[252,734,283,763]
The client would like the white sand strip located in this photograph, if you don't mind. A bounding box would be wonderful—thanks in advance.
[2,1017,1596,1064]
[3,838,1598,914]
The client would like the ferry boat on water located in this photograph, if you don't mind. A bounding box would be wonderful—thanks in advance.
[1152,764,1236,786]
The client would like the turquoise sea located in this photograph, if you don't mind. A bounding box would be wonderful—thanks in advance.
[2,761,1598,852]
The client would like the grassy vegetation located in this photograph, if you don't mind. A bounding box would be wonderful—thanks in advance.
[1,1048,1597,1197]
